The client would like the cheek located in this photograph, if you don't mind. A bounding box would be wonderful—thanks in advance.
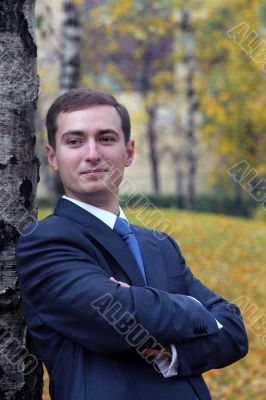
[107,149,127,166]
[59,151,81,168]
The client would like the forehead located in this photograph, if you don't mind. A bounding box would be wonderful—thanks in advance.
[56,105,123,134]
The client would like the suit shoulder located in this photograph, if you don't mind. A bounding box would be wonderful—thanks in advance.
[131,223,168,241]
[16,213,80,246]
[131,223,182,253]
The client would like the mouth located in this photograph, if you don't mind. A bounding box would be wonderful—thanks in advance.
[80,169,108,177]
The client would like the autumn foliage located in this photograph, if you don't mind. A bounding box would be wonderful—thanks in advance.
[40,207,266,400]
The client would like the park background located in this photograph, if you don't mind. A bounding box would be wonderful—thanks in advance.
[0,0,265,399]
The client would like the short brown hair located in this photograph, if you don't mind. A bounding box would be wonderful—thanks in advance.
[46,88,131,148]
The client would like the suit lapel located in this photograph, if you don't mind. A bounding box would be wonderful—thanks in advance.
[54,198,145,286]
[85,222,146,286]
[133,227,168,291]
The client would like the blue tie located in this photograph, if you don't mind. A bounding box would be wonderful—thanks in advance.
[114,217,147,284]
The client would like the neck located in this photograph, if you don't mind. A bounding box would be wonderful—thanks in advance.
[64,191,120,215]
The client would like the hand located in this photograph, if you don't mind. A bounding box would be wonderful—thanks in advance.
[141,349,162,357]
[110,277,130,288]
[140,346,171,360]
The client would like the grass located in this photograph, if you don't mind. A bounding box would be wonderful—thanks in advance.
[38,207,266,400]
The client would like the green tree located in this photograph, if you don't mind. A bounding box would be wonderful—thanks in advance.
[82,0,179,194]
[195,0,266,208]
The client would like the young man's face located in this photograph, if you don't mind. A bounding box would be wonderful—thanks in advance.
[46,105,134,205]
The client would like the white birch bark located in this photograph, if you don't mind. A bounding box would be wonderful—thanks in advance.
[60,0,81,92]
[181,3,198,209]
[47,0,81,203]
[0,0,42,398]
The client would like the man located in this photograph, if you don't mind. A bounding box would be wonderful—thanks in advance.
[16,88,248,400]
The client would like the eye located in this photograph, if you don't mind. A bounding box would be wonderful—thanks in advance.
[67,139,81,145]
[99,137,115,143]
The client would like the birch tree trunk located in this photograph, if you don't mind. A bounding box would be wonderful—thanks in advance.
[181,4,198,210]
[60,0,81,92]
[141,45,161,194]
[47,0,81,204]
[146,104,160,194]
[0,1,42,398]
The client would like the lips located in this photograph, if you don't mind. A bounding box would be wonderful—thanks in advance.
[81,169,106,174]
[80,168,108,178]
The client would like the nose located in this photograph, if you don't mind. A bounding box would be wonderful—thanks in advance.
[84,139,102,162]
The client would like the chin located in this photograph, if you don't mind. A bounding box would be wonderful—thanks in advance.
[81,185,112,197]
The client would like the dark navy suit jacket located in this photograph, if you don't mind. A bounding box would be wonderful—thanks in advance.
[16,198,248,400]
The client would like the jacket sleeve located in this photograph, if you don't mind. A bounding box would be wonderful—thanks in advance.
[15,219,220,354]
[165,235,248,376]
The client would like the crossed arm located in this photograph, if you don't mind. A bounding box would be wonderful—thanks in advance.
[16,221,248,377]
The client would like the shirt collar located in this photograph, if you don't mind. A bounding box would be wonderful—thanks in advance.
[62,195,127,230]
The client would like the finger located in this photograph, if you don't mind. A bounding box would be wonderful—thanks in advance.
[110,277,130,287]
[117,281,130,288]
[141,349,160,357]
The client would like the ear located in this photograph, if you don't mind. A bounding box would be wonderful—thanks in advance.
[46,144,58,171]
[125,139,135,167]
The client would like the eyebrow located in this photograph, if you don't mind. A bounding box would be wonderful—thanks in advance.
[61,129,120,141]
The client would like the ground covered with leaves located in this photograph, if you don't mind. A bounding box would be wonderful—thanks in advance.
[39,208,266,400]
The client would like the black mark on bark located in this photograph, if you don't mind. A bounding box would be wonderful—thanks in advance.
[10,156,17,165]
[0,1,37,57]
[0,220,19,251]
[18,7,37,57]
[32,156,40,183]
[19,177,32,209]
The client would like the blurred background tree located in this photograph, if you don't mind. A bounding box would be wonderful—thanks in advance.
[49,0,82,203]
[35,0,266,217]
[195,0,266,213]
[82,0,179,194]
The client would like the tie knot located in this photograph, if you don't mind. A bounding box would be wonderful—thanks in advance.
[114,217,132,238]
